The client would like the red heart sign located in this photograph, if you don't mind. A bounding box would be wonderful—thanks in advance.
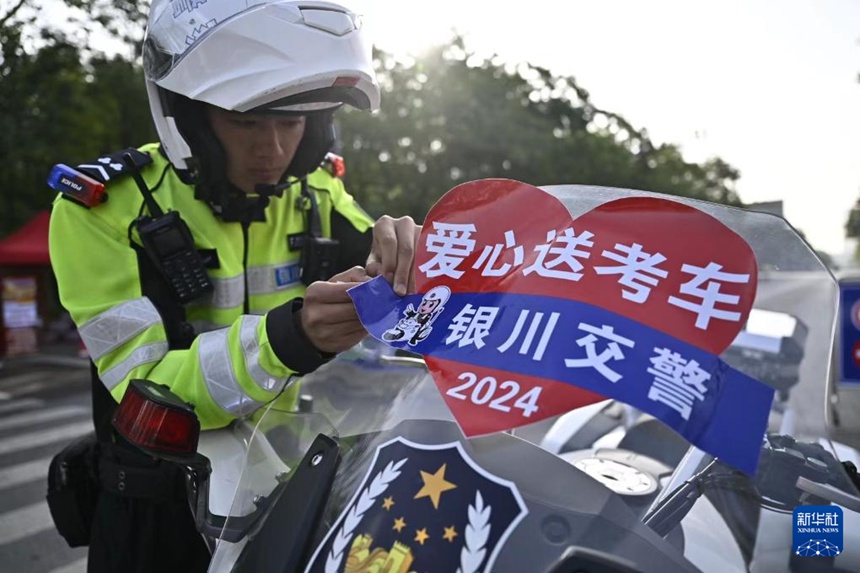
[413,179,758,436]
[416,179,757,354]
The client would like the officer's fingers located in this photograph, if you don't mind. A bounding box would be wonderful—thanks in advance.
[306,302,360,325]
[370,215,398,282]
[302,312,367,353]
[306,314,365,335]
[330,265,370,284]
[303,280,360,305]
[365,253,382,278]
[324,327,368,354]
[391,217,417,297]
[299,299,364,352]
[365,236,383,277]
[332,322,369,346]
[342,328,369,350]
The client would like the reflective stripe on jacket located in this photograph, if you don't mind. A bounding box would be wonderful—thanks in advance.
[49,142,374,429]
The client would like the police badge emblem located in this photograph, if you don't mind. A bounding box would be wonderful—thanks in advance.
[303,437,528,573]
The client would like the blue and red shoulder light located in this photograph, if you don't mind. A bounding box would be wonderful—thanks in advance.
[47,164,106,207]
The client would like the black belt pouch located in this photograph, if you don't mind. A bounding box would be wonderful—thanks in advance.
[46,432,101,547]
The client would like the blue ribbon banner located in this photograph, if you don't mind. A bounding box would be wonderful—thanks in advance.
[349,277,774,475]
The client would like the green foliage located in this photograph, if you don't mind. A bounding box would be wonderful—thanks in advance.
[0,0,153,234]
[0,4,742,240]
[845,198,860,260]
[338,40,742,222]
[849,46,860,260]
[0,38,155,232]
[846,199,860,239]
[1,0,147,52]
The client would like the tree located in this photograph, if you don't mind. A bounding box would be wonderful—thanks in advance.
[0,0,147,52]
[337,39,742,222]
[0,0,151,234]
[0,8,743,238]
[844,37,860,259]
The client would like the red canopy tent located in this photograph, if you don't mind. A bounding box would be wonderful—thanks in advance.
[0,211,56,356]
[0,211,51,266]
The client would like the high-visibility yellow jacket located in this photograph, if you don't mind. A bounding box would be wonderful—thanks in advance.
[49,143,374,429]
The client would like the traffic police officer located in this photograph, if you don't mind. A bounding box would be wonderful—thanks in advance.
[47,1,419,571]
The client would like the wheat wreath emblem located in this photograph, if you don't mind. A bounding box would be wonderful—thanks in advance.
[324,458,408,573]
[457,490,491,573]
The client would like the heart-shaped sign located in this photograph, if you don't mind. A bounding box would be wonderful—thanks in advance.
[349,179,771,474]
[417,179,758,435]
[415,179,757,354]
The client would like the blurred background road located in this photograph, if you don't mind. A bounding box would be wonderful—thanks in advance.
[0,349,90,573]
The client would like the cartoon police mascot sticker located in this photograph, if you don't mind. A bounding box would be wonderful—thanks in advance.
[304,437,528,573]
[382,286,451,347]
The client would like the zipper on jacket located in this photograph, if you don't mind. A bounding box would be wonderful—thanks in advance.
[242,220,250,315]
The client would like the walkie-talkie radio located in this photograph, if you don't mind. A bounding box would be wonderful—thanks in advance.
[124,154,213,304]
[298,180,340,285]
[137,212,213,304]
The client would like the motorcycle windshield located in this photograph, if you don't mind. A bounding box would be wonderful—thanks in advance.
[209,184,857,573]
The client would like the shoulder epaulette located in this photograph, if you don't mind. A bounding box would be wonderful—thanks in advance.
[75,148,153,185]
[321,152,346,178]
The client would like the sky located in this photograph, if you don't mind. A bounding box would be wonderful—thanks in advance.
[352,0,860,258]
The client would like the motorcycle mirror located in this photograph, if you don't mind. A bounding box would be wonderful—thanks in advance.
[723,308,807,394]
[112,379,201,458]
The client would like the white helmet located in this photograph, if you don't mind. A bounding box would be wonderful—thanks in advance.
[423,286,451,306]
[142,0,380,173]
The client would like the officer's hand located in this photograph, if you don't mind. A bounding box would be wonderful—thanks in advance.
[300,266,369,354]
[365,215,422,296]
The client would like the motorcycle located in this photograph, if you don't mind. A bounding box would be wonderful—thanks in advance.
[112,181,860,572]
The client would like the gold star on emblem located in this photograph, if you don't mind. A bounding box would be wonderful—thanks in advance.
[382,496,395,510]
[443,525,458,542]
[392,517,406,532]
[414,527,429,545]
[414,463,457,509]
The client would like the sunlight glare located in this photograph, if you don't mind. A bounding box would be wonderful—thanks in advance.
[353,0,469,57]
